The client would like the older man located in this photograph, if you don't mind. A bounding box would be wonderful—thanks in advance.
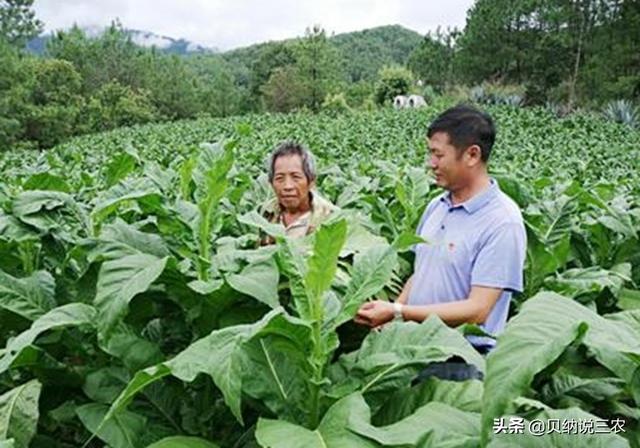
[355,105,526,378]
[260,141,336,241]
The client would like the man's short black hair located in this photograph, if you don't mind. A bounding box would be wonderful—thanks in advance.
[427,104,496,163]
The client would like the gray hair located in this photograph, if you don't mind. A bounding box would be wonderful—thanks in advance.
[267,141,317,183]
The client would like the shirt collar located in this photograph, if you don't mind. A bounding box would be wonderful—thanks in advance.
[441,178,499,214]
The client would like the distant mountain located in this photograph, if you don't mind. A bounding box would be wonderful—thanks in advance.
[27,26,217,55]
[27,24,423,82]
[222,24,424,82]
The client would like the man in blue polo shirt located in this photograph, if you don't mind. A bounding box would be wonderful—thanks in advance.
[355,104,526,378]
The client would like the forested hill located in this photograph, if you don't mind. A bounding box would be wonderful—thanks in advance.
[223,25,423,82]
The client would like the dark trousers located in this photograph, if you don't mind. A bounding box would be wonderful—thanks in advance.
[413,346,489,383]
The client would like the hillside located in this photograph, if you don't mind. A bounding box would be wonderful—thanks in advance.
[222,24,423,82]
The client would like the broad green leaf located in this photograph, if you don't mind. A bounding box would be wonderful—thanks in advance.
[617,288,640,311]
[333,244,397,327]
[76,403,146,448]
[237,211,286,239]
[276,238,310,319]
[94,253,168,338]
[481,292,640,444]
[0,213,36,242]
[305,219,348,320]
[0,269,56,321]
[350,397,480,447]
[544,263,631,300]
[22,172,71,193]
[192,140,235,280]
[540,370,625,404]
[0,303,96,374]
[241,334,312,424]
[256,393,377,448]
[99,322,164,371]
[0,380,41,448]
[487,407,630,447]
[90,219,169,261]
[83,367,129,404]
[91,177,162,225]
[226,257,280,309]
[374,377,483,426]
[146,436,220,448]
[12,190,72,217]
[12,191,86,237]
[104,150,139,188]
[106,309,311,426]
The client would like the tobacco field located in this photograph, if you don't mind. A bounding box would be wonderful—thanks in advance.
[1,101,640,447]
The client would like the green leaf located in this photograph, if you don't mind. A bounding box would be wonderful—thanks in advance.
[333,244,397,328]
[617,288,640,311]
[146,436,220,448]
[487,407,630,447]
[12,190,72,217]
[350,395,480,447]
[237,211,286,239]
[22,173,71,193]
[0,380,41,448]
[276,238,310,319]
[83,367,129,404]
[374,377,483,426]
[192,141,235,280]
[481,292,640,444]
[0,269,56,321]
[226,257,280,309]
[255,393,377,448]
[305,219,348,320]
[106,309,311,426]
[99,322,164,371]
[0,304,96,375]
[104,150,139,188]
[544,263,631,300]
[76,403,146,448]
[91,177,162,225]
[91,219,169,261]
[241,335,312,424]
[94,253,168,338]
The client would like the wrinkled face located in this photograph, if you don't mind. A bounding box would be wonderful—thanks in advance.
[272,154,314,212]
[428,132,473,191]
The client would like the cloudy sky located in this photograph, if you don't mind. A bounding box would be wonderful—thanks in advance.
[33,0,475,51]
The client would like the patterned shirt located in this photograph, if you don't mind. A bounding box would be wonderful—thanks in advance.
[260,191,337,242]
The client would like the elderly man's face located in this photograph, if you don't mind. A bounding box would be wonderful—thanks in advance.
[272,154,314,212]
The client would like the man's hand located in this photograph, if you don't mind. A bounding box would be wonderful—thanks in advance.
[354,301,394,328]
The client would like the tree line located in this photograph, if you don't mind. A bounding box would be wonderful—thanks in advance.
[1,0,638,150]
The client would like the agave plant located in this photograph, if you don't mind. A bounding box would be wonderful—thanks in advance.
[603,100,639,128]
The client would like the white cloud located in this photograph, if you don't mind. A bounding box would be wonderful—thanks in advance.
[33,0,474,50]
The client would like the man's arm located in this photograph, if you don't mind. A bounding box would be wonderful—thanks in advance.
[395,275,413,305]
[401,285,502,326]
[354,285,502,328]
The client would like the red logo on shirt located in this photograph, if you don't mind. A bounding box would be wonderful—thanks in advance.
[448,242,455,252]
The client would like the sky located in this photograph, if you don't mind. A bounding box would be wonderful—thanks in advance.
[33,0,475,51]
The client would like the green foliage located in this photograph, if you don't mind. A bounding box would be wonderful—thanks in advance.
[0,104,640,446]
[321,92,351,115]
[407,28,458,90]
[0,0,42,48]
[260,66,306,113]
[292,25,343,113]
[374,65,413,105]
[85,81,158,132]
